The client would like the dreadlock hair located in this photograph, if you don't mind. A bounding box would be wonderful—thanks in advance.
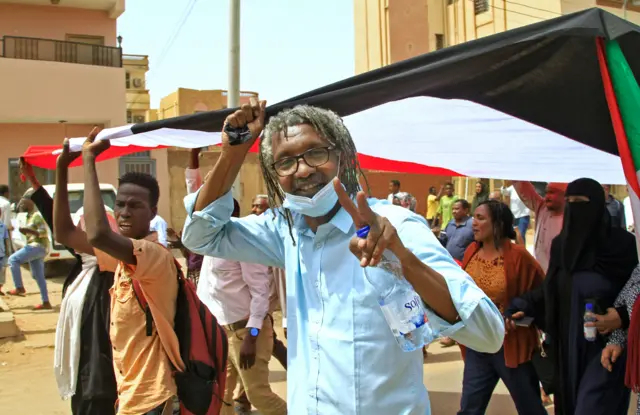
[259,105,370,241]
[118,172,160,207]
[476,199,516,249]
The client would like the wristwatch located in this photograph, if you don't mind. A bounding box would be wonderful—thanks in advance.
[249,327,260,337]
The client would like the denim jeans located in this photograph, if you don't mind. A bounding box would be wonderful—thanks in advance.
[514,216,530,245]
[9,245,48,302]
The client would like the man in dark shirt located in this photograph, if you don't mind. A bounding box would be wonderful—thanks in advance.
[440,199,474,261]
[603,185,626,229]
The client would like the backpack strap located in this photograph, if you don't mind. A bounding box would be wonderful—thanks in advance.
[132,280,153,337]
[131,256,185,337]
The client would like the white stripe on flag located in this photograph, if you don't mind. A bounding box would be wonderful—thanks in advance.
[60,97,625,183]
[628,179,640,257]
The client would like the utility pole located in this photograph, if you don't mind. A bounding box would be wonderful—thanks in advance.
[228,0,242,201]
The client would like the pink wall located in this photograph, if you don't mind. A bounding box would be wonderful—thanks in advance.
[0,123,120,200]
[0,4,117,46]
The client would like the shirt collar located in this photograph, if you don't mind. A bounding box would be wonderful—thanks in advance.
[291,203,355,237]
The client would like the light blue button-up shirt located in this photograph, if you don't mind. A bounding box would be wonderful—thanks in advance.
[182,190,504,415]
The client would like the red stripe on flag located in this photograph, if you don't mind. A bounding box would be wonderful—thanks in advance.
[595,37,640,196]
[24,140,462,176]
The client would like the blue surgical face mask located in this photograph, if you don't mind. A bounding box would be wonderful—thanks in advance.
[282,180,340,217]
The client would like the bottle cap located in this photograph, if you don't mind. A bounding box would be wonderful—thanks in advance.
[356,225,370,238]
[586,303,593,310]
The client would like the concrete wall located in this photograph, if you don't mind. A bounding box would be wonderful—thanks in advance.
[0,3,117,46]
[166,148,266,231]
[0,58,125,125]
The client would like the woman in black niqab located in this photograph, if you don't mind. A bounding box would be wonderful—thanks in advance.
[508,178,638,415]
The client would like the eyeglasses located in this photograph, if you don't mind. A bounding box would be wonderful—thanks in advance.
[272,147,335,177]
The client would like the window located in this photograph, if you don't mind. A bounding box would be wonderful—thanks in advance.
[126,110,132,124]
[474,0,489,15]
[126,72,131,89]
[435,34,444,50]
[119,152,156,177]
[7,158,55,203]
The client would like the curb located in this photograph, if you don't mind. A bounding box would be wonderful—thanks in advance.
[0,296,21,339]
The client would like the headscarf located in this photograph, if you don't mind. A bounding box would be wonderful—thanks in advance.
[558,178,637,279]
[471,182,489,212]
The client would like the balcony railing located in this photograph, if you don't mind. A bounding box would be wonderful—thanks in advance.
[0,36,122,68]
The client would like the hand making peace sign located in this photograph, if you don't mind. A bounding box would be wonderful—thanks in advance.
[333,177,406,267]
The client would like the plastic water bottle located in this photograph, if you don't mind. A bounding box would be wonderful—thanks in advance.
[357,225,432,352]
[584,303,597,342]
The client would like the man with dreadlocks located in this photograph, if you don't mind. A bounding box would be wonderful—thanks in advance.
[182,98,505,414]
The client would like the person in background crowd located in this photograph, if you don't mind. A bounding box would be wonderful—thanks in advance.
[183,151,287,415]
[623,193,634,232]
[0,185,12,294]
[168,147,205,286]
[507,180,566,273]
[387,179,400,202]
[149,214,169,247]
[435,182,459,231]
[81,129,186,415]
[200,198,287,415]
[603,184,627,229]
[598,265,640,415]
[471,182,489,212]
[397,192,417,212]
[0,207,10,300]
[459,200,546,415]
[182,100,505,414]
[488,190,502,202]
[507,178,638,415]
[440,199,474,262]
[426,186,440,228]
[49,143,118,415]
[234,194,288,415]
[7,191,51,310]
[502,183,532,246]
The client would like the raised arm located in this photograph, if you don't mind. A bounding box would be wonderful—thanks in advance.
[186,148,203,194]
[509,180,543,213]
[81,129,136,265]
[53,139,95,255]
[193,98,265,212]
[20,159,53,230]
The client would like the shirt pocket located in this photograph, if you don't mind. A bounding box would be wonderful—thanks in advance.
[115,278,134,304]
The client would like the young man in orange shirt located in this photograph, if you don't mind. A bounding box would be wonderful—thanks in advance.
[56,130,185,415]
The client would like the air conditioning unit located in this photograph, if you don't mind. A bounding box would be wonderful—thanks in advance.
[133,115,145,123]
[133,78,143,88]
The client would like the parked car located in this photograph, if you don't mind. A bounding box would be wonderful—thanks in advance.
[12,183,117,276]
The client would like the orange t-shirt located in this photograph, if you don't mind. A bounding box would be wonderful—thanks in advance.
[97,234,184,415]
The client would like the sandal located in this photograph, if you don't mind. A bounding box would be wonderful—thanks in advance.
[8,288,25,296]
[33,302,52,310]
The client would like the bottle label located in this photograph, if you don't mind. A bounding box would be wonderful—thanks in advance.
[380,291,427,335]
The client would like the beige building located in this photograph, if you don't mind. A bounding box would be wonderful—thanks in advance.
[356,0,640,75]
[354,0,639,200]
[150,88,264,230]
[124,54,150,124]
[0,0,126,202]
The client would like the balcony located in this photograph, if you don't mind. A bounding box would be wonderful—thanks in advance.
[1,36,122,67]
[0,0,125,18]
[0,37,125,125]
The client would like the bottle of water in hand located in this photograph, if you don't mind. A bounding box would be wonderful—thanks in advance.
[357,225,432,352]
[583,303,597,342]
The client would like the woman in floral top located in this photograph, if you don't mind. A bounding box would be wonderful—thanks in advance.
[598,266,640,415]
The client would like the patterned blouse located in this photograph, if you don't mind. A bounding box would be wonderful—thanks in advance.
[608,266,640,347]
[465,254,507,313]
[608,265,640,415]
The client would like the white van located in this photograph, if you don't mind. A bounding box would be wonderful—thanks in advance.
[12,183,117,275]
